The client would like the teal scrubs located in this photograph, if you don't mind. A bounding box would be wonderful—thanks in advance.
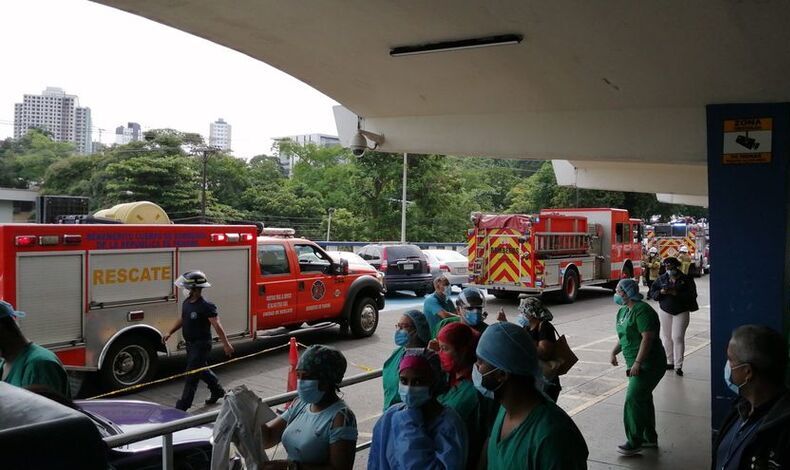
[0,343,71,398]
[382,347,405,411]
[423,292,456,332]
[439,379,498,469]
[280,399,358,464]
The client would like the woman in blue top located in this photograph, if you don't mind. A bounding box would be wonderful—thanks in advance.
[382,309,430,410]
[369,349,467,470]
[261,345,358,470]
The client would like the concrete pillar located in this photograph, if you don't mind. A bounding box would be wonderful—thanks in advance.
[706,103,790,430]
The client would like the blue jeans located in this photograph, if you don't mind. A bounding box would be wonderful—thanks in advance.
[176,340,223,410]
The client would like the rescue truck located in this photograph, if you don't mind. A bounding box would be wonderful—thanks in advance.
[467,208,643,303]
[648,221,708,276]
[0,221,384,390]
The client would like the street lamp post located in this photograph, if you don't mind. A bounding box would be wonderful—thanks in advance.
[401,153,407,243]
[326,208,335,241]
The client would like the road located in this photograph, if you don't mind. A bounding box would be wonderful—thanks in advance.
[84,279,711,467]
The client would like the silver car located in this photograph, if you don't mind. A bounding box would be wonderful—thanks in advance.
[423,249,469,287]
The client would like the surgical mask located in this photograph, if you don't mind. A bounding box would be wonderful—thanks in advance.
[464,309,481,326]
[472,363,498,399]
[442,285,452,298]
[398,383,431,408]
[724,361,749,395]
[394,329,410,347]
[439,350,456,373]
[182,288,192,298]
[297,379,325,404]
[614,293,626,305]
[517,315,530,328]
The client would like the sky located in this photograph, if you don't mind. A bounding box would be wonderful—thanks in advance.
[0,0,340,158]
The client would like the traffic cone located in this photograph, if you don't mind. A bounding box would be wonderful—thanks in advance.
[285,337,299,409]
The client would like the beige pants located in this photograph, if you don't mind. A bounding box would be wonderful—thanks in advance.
[658,310,690,368]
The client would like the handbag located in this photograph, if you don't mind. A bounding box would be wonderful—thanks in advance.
[539,323,579,378]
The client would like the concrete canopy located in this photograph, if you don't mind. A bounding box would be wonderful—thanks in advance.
[94,1,790,192]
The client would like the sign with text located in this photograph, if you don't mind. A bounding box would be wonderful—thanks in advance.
[722,118,772,164]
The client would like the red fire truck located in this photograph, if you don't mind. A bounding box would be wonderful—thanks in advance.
[0,223,384,390]
[467,208,643,302]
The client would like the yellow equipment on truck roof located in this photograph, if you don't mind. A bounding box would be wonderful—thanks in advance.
[94,201,171,224]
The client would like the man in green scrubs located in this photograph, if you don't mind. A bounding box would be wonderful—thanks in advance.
[0,300,71,398]
[610,279,666,456]
[475,322,588,469]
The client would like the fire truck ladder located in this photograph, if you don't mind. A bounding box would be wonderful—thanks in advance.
[534,232,590,259]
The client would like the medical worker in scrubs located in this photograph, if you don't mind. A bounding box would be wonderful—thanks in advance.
[610,278,667,456]
[475,322,588,469]
[381,309,430,410]
[369,349,467,470]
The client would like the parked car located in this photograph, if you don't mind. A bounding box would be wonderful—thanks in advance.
[77,399,229,470]
[423,249,469,287]
[358,244,433,296]
[327,250,386,290]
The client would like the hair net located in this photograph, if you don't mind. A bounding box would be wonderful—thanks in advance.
[403,309,430,344]
[616,278,644,301]
[437,322,478,366]
[476,322,540,378]
[517,297,553,321]
[297,344,347,386]
[399,348,448,395]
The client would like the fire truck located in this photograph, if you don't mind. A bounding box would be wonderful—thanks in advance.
[467,208,643,303]
[647,221,708,276]
[0,223,384,390]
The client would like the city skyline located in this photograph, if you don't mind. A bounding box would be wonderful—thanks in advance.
[0,0,340,159]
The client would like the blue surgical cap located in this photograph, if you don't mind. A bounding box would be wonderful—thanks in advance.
[404,309,430,344]
[476,322,540,378]
[616,279,644,301]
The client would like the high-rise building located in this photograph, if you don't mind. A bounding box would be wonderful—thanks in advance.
[13,87,92,154]
[115,122,143,145]
[274,133,341,176]
[209,118,232,151]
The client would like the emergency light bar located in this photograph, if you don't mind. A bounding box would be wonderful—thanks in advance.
[210,232,256,243]
[260,228,296,237]
[15,234,83,247]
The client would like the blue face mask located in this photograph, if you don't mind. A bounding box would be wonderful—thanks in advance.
[614,293,626,305]
[472,363,497,399]
[398,383,431,408]
[517,315,530,328]
[464,309,481,326]
[297,379,325,404]
[394,329,410,347]
[724,361,748,395]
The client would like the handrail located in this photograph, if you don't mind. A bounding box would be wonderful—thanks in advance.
[103,369,383,448]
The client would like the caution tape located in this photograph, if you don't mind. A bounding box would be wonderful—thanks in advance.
[295,341,377,373]
[87,341,294,400]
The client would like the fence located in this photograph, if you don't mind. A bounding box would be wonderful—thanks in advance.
[103,369,382,470]
[317,240,466,254]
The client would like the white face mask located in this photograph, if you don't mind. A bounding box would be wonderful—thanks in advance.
[182,288,192,298]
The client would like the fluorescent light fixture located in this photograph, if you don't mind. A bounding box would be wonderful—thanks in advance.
[390,34,522,57]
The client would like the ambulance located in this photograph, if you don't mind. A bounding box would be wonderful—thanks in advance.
[467,208,643,303]
[0,221,384,390]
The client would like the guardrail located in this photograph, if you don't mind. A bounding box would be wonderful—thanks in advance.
[317,240,466,254]
[104,369,383,469]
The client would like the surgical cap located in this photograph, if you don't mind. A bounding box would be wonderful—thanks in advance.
[476,322,540,378]
[404,309,430,344]
[518,297,553,322]
[399,348,448,395]
[437,322,478,366]
[616,279,644,301]
[297,344,347,386]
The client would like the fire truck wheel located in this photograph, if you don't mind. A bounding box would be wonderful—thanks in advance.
[100,335,158,390]
[560,270,579,304]
[350,297,379,338]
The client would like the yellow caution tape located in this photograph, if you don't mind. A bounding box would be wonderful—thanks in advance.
[295,341,377,373]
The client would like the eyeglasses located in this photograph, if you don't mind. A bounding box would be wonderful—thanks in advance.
[395,323,415,330]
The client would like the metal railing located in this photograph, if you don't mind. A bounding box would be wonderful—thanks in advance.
[104,369,382,469]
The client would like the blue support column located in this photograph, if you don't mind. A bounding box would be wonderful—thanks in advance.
[706,103,790,430]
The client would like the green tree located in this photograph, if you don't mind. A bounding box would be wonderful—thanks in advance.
[0,129,76,188]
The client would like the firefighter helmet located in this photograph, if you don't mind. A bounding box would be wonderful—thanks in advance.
[175,271,212,289]
[648,247,658,255]
[679,245,689,253]
[456,287,486,311]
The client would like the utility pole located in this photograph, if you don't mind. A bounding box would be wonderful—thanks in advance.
[401,153,408,243]
[200,147,218,222]
[326,208,335,241]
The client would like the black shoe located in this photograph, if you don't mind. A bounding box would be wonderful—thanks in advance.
[675,368,683,377]
[665,364,674,370]
[205,389,225,405]
[175,401,190,411]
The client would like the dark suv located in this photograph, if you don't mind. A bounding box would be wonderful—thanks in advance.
[358,244,433,296]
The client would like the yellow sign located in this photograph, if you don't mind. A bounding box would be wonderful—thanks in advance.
[93,266,172,285]
[722,118,772,165]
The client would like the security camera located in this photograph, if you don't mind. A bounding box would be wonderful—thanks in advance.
[349,129,385,157]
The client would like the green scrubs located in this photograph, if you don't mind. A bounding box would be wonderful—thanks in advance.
[381,347,405,411]
[0,343,71,398]
[615,301,666,447]
[439,379,498,470]
[486,400,588,469]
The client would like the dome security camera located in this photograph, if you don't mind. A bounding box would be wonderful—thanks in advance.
[348,129,385,157]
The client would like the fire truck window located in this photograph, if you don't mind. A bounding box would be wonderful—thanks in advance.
[615,223,624,243]
[295,244,332,274]
[672,225,687,237]
[259,245,290,276]
[633,225,642,243]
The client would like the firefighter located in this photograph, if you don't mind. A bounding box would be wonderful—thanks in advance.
[641,247,661,289]
[677,245,693,275]
[164,271,234,411]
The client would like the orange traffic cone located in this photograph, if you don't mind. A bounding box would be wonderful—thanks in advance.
[285,337,299,409]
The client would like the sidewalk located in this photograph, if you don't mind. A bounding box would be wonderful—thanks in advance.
[572,300,712,469]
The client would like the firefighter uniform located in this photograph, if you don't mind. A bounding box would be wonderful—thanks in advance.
[677,253,693,275]
[641,255,661,288]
